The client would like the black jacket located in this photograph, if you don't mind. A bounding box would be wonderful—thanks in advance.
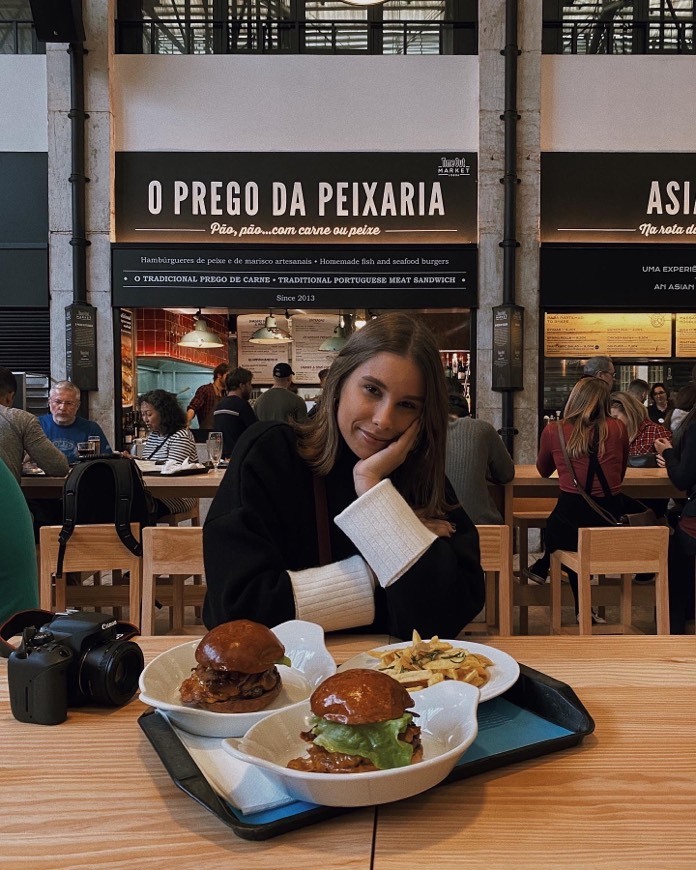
[203,421,484,639]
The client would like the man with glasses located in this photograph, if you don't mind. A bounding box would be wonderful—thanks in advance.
[582,355,616,387]
[39,380,112,462]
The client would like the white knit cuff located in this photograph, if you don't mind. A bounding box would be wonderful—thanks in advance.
[288,555,375,632]
[334,479,437,588]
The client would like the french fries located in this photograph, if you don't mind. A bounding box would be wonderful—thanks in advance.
[367,630,493,691]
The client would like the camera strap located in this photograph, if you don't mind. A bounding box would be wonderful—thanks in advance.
[0,609,140,658]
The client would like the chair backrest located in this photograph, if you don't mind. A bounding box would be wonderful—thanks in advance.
[475,524,513,636]
[577,525,669,575]
[38,524,143,624]
[141,526,205,634]
[512,497,557,515]
[142,526,204,576]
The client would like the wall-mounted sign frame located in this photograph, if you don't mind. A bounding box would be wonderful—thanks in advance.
[115,152,477,245]
[111,245,477,309]
[545,312,673,359]
[65,303,98,390]
[542,153,696,244]
[492,304,524,391]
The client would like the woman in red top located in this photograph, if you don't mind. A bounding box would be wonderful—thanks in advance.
[527,378,629,618]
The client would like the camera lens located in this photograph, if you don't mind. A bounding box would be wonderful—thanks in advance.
[79,640,144,707]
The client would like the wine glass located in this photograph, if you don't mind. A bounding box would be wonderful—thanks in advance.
[207,431,223,469]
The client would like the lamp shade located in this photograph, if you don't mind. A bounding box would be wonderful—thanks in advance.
[177,313,224,348]
[319,324,349,352]
[249,314,293,344]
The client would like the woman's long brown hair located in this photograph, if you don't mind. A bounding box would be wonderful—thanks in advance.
[562,378,612,458]
[294,312,450,516]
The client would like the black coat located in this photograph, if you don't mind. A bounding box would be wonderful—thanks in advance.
[203,421,485,639]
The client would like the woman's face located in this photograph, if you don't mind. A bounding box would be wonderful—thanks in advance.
[336,352,425,460]
[140,402,161,433]
[610,405,629,430]
[652,387,668,409]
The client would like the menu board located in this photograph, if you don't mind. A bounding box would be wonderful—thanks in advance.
[237,314,291,383]
[291,314,340,384]
[675,314,696,357]
[545,313,672,358]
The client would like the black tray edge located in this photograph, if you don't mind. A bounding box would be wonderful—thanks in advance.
[138,662,595,842]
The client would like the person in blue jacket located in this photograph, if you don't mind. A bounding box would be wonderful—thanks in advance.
[39,380,111,461]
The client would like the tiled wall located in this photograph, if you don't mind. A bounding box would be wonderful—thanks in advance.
[136,310,229,367]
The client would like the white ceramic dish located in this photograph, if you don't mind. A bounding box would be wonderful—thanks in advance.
[139,620,336,738]
[338,639,519,704]
[222,679,479,807]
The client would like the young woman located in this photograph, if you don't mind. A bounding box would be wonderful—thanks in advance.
[527,378,629,618]
[655,410,696,633]
[609,391,671,458]
[139,389,199,517]
[203,313,485,640]
[647,382,673,426]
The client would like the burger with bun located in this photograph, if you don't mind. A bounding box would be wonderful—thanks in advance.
[288,668,422,773]
[179,619,291,713]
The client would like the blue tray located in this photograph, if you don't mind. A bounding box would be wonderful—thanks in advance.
[138,663,594,841]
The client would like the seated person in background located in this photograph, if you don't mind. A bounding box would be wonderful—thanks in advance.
[627,378,650,404]
[666,383,696,433]
[609,391,671,460]
[39,380,111,461]
[138,389,199,518]
[0,459,39,624]
[253,363,308,424]
[445,394,514,524]
[648,382,673,425]
[203,312,485,640]
[213,367,257,458]
[0,367,68,482]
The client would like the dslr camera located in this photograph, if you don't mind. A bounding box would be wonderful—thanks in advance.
[7,610,144,725]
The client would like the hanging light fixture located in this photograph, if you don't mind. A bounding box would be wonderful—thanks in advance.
[249,310,293,344]
[177,310,224,348]
[320,313,349,352]
[354,309,367,330]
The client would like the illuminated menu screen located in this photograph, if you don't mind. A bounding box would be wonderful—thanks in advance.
[545,313,672,358]
[675,314,696,357]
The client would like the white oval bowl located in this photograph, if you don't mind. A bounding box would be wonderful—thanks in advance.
[138,620,336,738]
[222,679,479,807]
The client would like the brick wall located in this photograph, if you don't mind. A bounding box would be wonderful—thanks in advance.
[136,310,229,368]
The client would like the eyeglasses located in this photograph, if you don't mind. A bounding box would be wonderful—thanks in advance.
[597,370,616,379]
[51,399,78,407]
[653,390,667,396]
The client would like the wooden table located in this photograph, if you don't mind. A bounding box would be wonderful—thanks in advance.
[21,468,226,500]
[2,634,695,868]
[502,464,685,525]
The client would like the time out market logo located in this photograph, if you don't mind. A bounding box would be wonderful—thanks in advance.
[438,157,471,177]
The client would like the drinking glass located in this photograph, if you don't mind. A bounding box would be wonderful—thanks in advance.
[87,436,100,455]
[76,442,92,459]
[207,432,223,469]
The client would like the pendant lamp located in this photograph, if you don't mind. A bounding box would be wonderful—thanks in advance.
[177,310,224,348]
[249,311,293,345]
[320,313,349,352]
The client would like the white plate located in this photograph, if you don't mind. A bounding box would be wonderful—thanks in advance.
[139,620,336,738]
[222,679,479,807]
[338,639,519,704]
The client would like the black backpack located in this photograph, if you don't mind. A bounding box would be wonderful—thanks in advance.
[56,455,158,576]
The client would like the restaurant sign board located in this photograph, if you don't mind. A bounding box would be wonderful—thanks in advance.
[111,245,477,309]
[65,303,98,390]
[542,153,696,244]
[115,152,477,245]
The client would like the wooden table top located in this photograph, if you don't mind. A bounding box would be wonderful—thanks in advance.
[2,634,695,868]
[21,467,227,499]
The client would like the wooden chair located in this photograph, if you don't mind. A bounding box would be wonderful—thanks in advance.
[549,526,670,635]
[141,526,205,635]
[157,502,204,620]
[476,524,513,635]
[39,524,143,628]
[512,497,556,633]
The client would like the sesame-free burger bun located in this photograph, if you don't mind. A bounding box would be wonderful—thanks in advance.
[310,668,414,725]
[195,619,285,674]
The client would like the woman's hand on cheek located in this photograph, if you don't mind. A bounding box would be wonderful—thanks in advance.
[353,417,420,497]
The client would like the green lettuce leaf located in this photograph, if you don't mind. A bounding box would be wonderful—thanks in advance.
[278,655,292,667]
[309,713,414,769]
